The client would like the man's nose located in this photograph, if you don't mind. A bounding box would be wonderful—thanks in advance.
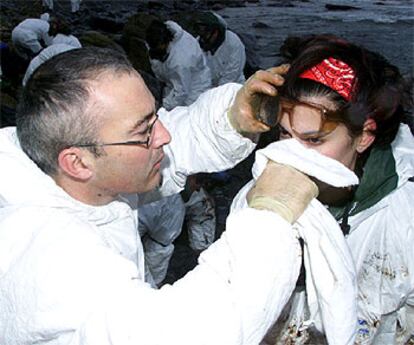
[151,120,171,148]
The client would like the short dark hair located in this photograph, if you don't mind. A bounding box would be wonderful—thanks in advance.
[145,19,173,49]
[16,47,137,175]
[280,34,407,147]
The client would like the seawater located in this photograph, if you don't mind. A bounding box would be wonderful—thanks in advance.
[217,0,414,75]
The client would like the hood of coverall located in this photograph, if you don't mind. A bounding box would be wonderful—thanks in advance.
[329,124,414,219]
[0,126,136,233]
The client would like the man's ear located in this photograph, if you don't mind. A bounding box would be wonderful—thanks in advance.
[356,118,377,154]
[57,147,94,180]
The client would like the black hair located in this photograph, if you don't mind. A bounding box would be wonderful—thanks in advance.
[145,19,174,49]
[16,47,136,175]
[279,34,406,147]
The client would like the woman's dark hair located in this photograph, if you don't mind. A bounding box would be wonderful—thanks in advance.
[279,34,407,147]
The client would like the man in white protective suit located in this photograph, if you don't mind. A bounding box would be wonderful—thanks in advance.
[71,0,82,13]
[142,19,213,280]
[145,19,212,111]
[51,20,82,49]
[11,15,57,60]
[0,47,321,344]
[138,193,186,286]
[194,11,246,87]
[22,43,78,86]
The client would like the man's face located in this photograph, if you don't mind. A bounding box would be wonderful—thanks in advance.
[197,26,218,52]
[88,72,171,200]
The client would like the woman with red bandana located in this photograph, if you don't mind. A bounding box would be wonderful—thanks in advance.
[231,35,414,344]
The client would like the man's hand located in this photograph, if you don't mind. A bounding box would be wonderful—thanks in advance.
[247,161,318,224]
[228,64,289,136]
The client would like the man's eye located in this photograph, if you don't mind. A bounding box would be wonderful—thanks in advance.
[134,124,149,136]
[137,129,148,136]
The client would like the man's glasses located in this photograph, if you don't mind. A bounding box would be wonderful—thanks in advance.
[72,114,159,150]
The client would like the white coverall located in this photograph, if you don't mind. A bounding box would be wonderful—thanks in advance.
[23,44,78,86]
[184,186,216,251]
[11,18,53,59]
[203,26,246,86]
[149,21,212,110]
[52,33,82,48]
[71,0,82,13]
[138,193,186,286]
[0,83,300,345]
[232,125,414,344]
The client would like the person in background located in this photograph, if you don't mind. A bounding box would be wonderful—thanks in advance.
[231,34,414,344]
[193,11,248,185]
[71,0,82,13]
[194,11,246,87]
[143,19,213,280]
[0,46,318,344]
[145,19,212,111]
[11,14,58,60]
[22,43,78,86]
[51,20,82,48]
[138,193,186,286]
[182,173,216,254]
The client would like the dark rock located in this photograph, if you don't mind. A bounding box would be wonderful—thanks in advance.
[89,16,124,33]
[121,13,160,74]
[138,69,163,106]
[252,21,270,29]
[325,4,360,11]
[266,1,294,8]
[148,0,175,10]
[126,36,153,75]
[0,93,17,128]
[79,31,124,51]
[237,32,262,77]
[206,0,246,8]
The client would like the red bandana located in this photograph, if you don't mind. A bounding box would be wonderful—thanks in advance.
[299,57,356,101]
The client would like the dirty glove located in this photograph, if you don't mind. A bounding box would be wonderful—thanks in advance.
[246,161,318,224]
[228,64,289,136]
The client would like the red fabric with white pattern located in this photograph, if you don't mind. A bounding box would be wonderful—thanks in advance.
[299,57,356,101]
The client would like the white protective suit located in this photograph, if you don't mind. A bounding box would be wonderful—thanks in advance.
[52,33,82,48]
[138,193,186,286]
[1,83,302,345]
[233,125,414,344]
[184,186,216,251]
[203,14,246,86]
[11,18,53,59]
[23,44,78,86]
[71,0,82,13]
[231,139,359,345]
[149,21,212,110]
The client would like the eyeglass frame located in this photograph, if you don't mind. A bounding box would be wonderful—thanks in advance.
[70,114,159,150]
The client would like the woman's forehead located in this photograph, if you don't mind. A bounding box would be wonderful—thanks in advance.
[300,95,337,111]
